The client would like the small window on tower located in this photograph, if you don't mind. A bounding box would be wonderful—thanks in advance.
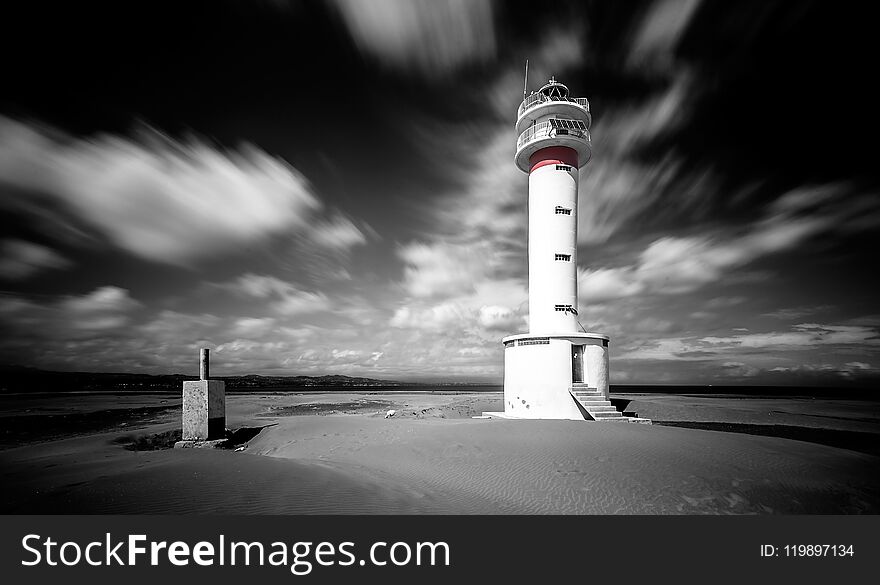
[554,253,571,261]
[554,206,572,215]
[555,164,573,172]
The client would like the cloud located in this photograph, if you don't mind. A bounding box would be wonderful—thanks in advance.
[390,303,467,332]
[627,0,703,69]
[398,240,499,299]
[230,317,277,339]
[478,305,525,332]
[139,310,221,341]
[705,296,747,309]
[278,212,371,286]
[762,305,833,320]
[709,323,880,349]
[0,116,344,267]
[0,286,141,340]
[0,239,71,280]
[60,285,141,315]
[576,71,703,245]
[578,183,873,303]
[620,322,880,363]
[217,273,331,316]
[767,361,878,381]
[329,0,496,74]
[719,361,758,378]
[305,214,368,250]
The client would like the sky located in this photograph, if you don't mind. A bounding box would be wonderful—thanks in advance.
[1,0,878,385]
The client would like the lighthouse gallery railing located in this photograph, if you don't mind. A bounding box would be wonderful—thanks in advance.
[518,94,590,118]
[517,120,591,151]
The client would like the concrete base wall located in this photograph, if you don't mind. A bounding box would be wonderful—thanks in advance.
[182,380,226,440]
[502,333,610,419]
[503,339,581,419]
[583,343,610,399]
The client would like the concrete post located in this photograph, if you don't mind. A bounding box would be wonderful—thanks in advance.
[200,348,209,380]
[182,347,226,441]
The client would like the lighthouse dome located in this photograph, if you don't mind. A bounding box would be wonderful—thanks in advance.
[538,76,569,100]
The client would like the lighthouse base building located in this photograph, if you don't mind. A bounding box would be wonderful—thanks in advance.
[501,333,613,420]
[487,76,642,422]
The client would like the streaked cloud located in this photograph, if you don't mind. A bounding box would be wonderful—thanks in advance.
[579,183,877,303]
[627,0,702,69]
[0,239,71,280]
[215,273,331,317]
[330,0,496,74]
[619,322,880,362]
[0,286,141,341]
[577,71,701,245]
[0,117,343,267]
[769,361,877,380]
[701,323,880,350]
[762,305,834,320]
[398,240,498,299]
[390,302,467,331]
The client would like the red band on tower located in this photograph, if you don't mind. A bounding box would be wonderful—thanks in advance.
[529,146,578,173]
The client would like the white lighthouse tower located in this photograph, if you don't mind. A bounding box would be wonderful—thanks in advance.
[499,76,623,421]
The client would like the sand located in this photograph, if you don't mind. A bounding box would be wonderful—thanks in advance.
[1,391,877,514]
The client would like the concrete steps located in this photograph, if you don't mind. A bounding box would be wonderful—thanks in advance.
[569,387,647,423]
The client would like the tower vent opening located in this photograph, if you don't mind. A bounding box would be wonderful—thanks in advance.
[554,253,571,261]
[518,338,550,346]
[555,164,573,172]
[554,206,572,215]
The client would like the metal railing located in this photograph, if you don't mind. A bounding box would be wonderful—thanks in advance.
[517,93,590,118]
[517,120,590,151]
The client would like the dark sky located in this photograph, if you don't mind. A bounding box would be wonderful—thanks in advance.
[1,0,878,385]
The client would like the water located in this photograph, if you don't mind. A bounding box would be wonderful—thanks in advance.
[226,383,503,394]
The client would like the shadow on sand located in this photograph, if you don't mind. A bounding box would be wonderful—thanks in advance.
[115,424,276,451]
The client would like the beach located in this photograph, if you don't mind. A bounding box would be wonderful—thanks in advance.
[1,390,877,514]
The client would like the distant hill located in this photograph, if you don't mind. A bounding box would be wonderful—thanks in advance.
[0,366,410,393]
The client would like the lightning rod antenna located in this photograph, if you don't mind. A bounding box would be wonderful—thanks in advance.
[523,59,529,100]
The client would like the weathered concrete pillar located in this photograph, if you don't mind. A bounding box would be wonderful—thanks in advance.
[182,348,225,440]
[200,347,209,380]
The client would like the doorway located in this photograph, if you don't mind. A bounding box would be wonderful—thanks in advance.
[571,344,584,383]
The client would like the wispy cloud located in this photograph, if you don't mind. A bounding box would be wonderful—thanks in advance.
[576,71,703,245]
[701,323,880,350]
[579,183,878,303]
[329,0,496,74]
[762,305,834,320]
[0,286,141,342]
[627,0,702,69]
[619,322,880,363]
[398,240,499,299]
[214,273,332,317]
[769,361,877,380]
[0,239,71,280]
[0,117,371,268]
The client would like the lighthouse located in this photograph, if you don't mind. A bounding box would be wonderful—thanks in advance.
[499,77,622,421]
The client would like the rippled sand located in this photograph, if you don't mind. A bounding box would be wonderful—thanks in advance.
[1,391,877,514]
[248,416,878,514]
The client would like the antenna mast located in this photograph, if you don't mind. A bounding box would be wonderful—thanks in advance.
[523,59,529,100]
